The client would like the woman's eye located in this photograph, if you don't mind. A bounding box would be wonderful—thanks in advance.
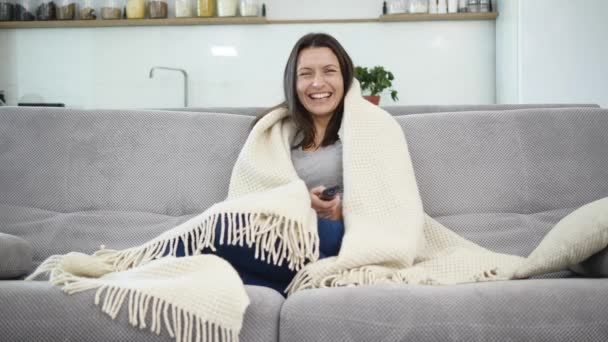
[299,73,312,77]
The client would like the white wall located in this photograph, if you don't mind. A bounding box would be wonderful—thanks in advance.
[520,0,608,106]
[1,1,497,108]
[495,0,519,104]
[496,0,608,107]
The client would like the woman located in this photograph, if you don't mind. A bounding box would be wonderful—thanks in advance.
[174,33,353,294]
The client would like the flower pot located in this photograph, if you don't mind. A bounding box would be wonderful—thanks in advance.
[363,95,380,105]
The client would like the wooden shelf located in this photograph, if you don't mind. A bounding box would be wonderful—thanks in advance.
[379,12,498,22]
[267,18,377,24]
[0,16,267,28]
[0,12,498,29]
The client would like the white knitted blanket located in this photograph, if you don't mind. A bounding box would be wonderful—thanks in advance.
[27,81,608,342]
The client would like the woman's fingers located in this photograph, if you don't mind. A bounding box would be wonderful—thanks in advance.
[310,194,335,210]
[309,187,342,219]
[311,186,325,196]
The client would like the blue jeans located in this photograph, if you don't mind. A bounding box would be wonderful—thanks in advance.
[170,216,344,295]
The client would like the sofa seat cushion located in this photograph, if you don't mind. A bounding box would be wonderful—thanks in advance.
[0,233,33,279]
[0,280,283,342]
[0,204,198,270]
[280,279,608,342]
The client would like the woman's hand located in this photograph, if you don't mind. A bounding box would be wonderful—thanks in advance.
[310,186,342,220]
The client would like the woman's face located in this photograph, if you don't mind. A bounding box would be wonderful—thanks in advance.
[296,47,344,121]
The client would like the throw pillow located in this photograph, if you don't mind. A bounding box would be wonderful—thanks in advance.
[515,197,608,278]
[0,233,33,279]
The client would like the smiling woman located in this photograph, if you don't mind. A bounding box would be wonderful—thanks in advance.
[254,33,354,150]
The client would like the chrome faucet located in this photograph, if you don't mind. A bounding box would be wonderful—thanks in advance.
[149,66,189,108]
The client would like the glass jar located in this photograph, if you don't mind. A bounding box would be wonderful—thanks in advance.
[147,0,167,18]
[447,0,458,13]
[197,0,213,17]
[408,0,428,13]
[126,0,145,18]
[57,0,77,20]
[467,0,480,13]
[175,0,194,17]
[101,0,123,19]
[0,0,14,21]
[216,0,236,16]
[15,0,36,20]
[386,0,406,14]
[239,0,258,16]
[458,0,467,12]
[79,0,96,19]
[479,0,490,12]
[37,0,57,20]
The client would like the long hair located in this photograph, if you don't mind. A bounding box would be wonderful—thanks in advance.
[252,33,354,149]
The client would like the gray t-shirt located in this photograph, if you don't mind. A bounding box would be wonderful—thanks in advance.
[291,139,343,194]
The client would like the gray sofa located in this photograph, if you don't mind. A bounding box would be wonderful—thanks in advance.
[1,105,607,341]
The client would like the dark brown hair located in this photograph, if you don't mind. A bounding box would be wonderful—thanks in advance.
[252,33,354,149]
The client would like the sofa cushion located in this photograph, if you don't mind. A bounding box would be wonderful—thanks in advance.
[0,232,33,279]
[515,197,608,278]
[0,204,197,270]
[280,280,608,342]
[0,281,283,342]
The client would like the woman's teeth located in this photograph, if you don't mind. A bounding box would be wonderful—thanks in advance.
[310,93,331,100]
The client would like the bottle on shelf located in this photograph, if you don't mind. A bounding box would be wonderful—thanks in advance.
[79,0,97,19]
[101,0,123,19]
[447,0,458,13]
[197,0,214,17]
[57,0,77,20]
[0,0,14,21]
[479,0,490,12]
[386,0,407,15]
[217,0,237,17]
[408,0,428,13]
[175,0,194,17]
[437,0,447,13]
[147,0,168,18]
[37,0,58,20]
[429,0,438,14]
[467,0,480,13]
[239,0,258,16]
[458,0,467,12]
[126,0,145,18]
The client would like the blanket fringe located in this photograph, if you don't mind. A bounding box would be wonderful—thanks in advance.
[25,255,64,281]
[32,259,239,342]
[90,284,239,342]
[287,264,507,294]
[96,211,317,273]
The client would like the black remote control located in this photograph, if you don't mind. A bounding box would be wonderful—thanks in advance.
[319,185,340,201]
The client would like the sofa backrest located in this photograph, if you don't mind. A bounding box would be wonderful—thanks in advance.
[166,104,601,116]
[395,107,608,217]
[0,108,251,217]
[1,106,606,217]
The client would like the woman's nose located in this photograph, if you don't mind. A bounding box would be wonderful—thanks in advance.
[312,74,324,88]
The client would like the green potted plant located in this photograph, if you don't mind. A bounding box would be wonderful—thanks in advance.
[354,66,399,105]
